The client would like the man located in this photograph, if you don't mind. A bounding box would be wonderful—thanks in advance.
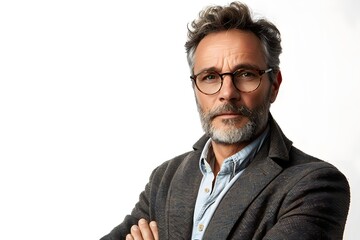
[101,2,350,239]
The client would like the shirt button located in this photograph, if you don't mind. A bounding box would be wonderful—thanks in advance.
[198,224,204,231]
[204,188,210,193]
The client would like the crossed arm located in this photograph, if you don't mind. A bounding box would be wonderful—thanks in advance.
[102,158,350,239]
[125,219,159,240]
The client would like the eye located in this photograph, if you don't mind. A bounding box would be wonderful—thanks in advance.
[199,72,220,83]
[234,69,258,80]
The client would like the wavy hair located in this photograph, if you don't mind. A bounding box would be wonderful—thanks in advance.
[185,2,282,81]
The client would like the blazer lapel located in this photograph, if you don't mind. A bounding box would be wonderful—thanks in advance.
[203,139,284,239]
[166,150,203,239]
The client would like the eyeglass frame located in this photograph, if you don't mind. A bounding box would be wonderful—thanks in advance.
[190,68,273,95]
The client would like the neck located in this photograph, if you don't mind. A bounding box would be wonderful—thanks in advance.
[207,142,246,187]
[211,141,248,170]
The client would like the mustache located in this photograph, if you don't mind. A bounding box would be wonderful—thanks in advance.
[206,104,253,121]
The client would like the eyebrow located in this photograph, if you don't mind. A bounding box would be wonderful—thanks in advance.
[194,63,262,75]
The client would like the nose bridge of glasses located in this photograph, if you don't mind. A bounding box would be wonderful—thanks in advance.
[219,72,237,87]
[217,72,242,96]
[219,72,234,80]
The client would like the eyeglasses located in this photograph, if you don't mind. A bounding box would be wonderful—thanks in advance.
[190,68,273,95]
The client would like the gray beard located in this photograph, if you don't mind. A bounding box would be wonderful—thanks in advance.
[197,101,269,145]
[209,118,256,145]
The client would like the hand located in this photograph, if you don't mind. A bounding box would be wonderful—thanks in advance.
[126,218,159,240]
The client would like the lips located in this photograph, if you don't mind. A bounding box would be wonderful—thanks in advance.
[216,112,241,118]
[211,112,243,120]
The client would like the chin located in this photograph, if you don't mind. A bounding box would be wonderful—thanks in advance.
[209,121,257,145]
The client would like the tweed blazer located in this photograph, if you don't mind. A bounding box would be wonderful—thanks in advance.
[101,118,350,240]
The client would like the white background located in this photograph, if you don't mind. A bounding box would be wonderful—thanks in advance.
[0,0,359,239]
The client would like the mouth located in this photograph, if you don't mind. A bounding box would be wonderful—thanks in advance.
[214,112,242,119]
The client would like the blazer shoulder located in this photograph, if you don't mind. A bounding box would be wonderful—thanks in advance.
[273,145,349,191]
[280,146,350,193]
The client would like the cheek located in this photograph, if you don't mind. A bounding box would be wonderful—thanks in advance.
[242,89,271,110]
[195,92,212,111]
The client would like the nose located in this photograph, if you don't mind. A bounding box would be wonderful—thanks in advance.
[218,75,241,101]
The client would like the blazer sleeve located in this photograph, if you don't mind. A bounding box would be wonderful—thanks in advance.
[262,165,350,240]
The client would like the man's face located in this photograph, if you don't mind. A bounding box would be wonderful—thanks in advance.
[193,29,281,145]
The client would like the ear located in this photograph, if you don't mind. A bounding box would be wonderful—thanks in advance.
[270,70,282,103]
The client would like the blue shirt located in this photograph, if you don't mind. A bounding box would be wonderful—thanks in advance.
[191,127,269,240]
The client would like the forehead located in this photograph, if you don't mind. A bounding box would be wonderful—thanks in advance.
[194,29,266,72]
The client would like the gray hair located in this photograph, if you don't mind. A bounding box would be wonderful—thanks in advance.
[185,2,282,81]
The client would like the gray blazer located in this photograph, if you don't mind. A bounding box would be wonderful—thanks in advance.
[101,118,350,240]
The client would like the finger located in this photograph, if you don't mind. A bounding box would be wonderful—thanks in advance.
[130,225,143,240]
[126,233,134,240]
[149,221,159,240]
[138,219,155,240]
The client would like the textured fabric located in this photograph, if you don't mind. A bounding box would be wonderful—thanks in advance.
[192,126,269,239]
[100,118,350,240]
